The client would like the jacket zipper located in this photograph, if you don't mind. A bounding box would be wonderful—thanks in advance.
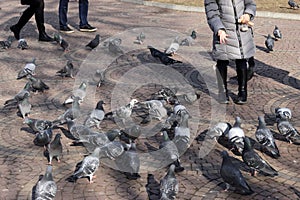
[231,0,244,59]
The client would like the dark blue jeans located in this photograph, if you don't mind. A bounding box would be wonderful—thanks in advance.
[59,0,89,28]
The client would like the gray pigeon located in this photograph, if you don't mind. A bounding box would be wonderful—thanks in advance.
[255,116,280,159]
[276,117,300,144]
[288,0,300,9]
[146,174,161,200]
[53,33,63,44]
[134,32,146,44]
[228,117,245,155]
[4,82,31,106]
[0,36,13,49]
[220,150,253,195]
[18,92,31,118]
[61,118,90,141]
[86,34,100,49]
[84,100,105,129]
[33,165,57,200]
[160,164,179,200]
[60,38,69,52]
[23,116,53,133]
[242,137,278,177]
[33,128,53,147]
[66,147,101,183]
[265,34,274,52]
[63,81,87,105]
[47,133,63,165]
[273,25,282,41]
[173,110,190,156]
[165,36,180,55]
[115,142,141,180]
[27,75,49,93]
[17,58,36,80]
[140,100,168,121]
[180,30,197,46]
[17,39,28,50]
[56,60,74,78]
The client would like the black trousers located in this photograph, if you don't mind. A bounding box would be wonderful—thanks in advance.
[16,0,45,33]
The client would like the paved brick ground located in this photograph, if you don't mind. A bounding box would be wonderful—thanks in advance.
[1,0,300,199]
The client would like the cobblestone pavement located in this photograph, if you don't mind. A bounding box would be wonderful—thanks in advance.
[1,0,300,199]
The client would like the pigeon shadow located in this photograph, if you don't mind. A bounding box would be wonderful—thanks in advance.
[20,127,36,135]
[289,186,300,199]
[255,45,271,53]
[145,174,161,200]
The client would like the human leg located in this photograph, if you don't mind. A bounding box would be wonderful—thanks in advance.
[247,56,255,81]
[236,59,248,104]
[10,2,37,39]
[59,0,74,33]
[32,0,52,41]
[79,0,96,32]
[216,60,229,104]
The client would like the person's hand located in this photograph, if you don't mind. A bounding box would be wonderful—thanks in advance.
[218,29,228,44]
[239,14,250,24]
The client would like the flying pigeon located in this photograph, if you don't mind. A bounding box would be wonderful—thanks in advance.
[56,60,74,78]
[160,164,179,200]
[105,99,139,127]
[206,122,232,140]
[106,38,124,55]
[27,75,49,93]
[276,116,300,144]
[17,58,36,80]
[180,30,197,46]
[165,36,180,55]
[228,116,245,155]
[115,142,141,180]
[275,107,292,120]
[66,147,101,183]
[134,32,146,44]
[4,82,31,106]
[255,116,280,159]
[86,34,100,50]
[61,118,90,140]
[47,133,63,165]
[119,125,142,149]
[54,96,81,125]
[265,34,274,52]
[140,100,168,122]
[273,25,282,41]
[33,165,57,200]
[63,81,87,105]
[288,0,300,9]
[84,100,105,129]
[220,150,253,195]
[242,137,278,177]
[33,128,53,147]
[23,116,53,133]
[18,92,31,118]
[94,69,104,87]
[17,39,28,50]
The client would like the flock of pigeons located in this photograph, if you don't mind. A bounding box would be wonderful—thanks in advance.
[2,29,200,200]
[204,107,300,195]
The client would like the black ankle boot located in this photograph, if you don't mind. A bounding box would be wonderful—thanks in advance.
[236,60,248,104]
[39,32,53,42]
[216,64,229,104]
[10,25,20,40]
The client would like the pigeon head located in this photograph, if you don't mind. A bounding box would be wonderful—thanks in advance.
[54,133,62,139]
[191,30,197,39]
[167,164,176,176]
[220,150,229,158]
[96,100,105,109]
[44,165,54,181]
[275,107,292,120]
[129,99,139,107]
[233,116,242,127]
[258,116,266,127]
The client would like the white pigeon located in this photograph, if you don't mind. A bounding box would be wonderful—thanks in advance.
[165,36,180,55]
[228,116,245,155]
[275,107,292,120]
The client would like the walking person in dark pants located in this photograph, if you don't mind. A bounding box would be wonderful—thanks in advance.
[10,0,53,42]
[205,0,256,104]
[59,0,97,33]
